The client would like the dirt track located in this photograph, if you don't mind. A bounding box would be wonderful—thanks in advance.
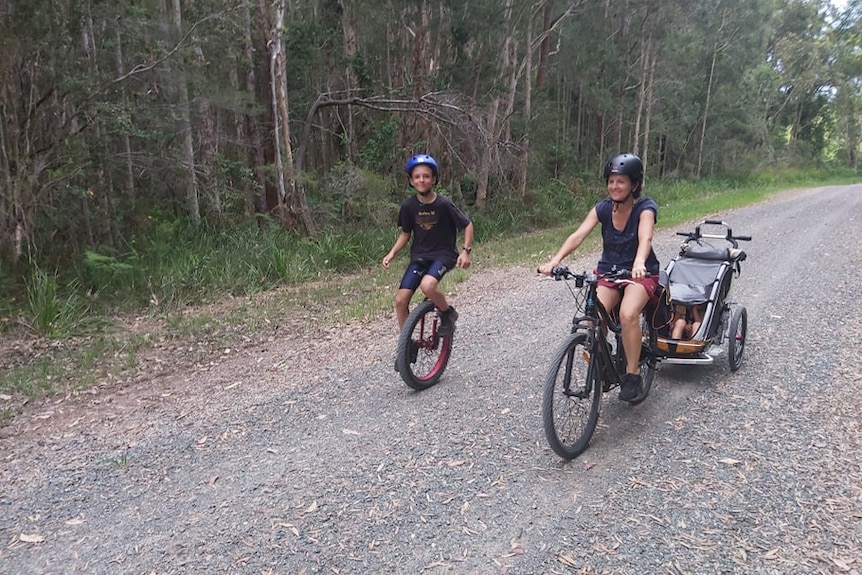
[1,185,861,574]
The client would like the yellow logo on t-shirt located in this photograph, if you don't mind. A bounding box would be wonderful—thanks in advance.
[417,209,437,231]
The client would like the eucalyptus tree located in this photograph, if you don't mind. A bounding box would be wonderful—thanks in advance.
[0,0,139,267]
[765,0,834,163]
[0,0,247,269]
[691,0,779,176]
[0,0,853,286]
[828,0,862,167]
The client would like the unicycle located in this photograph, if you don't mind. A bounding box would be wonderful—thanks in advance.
[396,300,453,390]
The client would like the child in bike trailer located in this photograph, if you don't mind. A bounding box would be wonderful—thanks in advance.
[538,153,661,402]
[382,154,474,341]
[671,302,705,340]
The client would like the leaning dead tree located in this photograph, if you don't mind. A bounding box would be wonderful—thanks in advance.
[294,91,520,206]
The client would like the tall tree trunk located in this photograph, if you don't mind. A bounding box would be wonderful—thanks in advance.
[270,0,315,235]
[409,0,432,146]
[0,45,31,266]
[84,7,118,248]
[198,94,218,217]
[632,34,648,156]
[254,0,279,214]
[475,99,499,209]
[385,0,398,90]
[171,0,201,224]
[339,0,359,160]
[113,26,136,216]
[502,13,520,145]
[412,0,430,98]
[641,34,657,172]
[535,0,555,90]
[697,46,717,178]
[518,6,535,199]
[244,0,268,216]
[476,0,515,209]
[190,34,218,219]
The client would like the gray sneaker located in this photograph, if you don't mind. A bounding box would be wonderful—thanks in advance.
[437,307,458,337]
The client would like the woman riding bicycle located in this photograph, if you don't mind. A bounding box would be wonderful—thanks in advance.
[538,153,660,402]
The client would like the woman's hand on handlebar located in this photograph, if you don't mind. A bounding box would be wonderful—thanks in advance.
[631,260,647,280]
[537,262,557,276]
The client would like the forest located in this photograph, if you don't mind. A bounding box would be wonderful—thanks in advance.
[0,0,860,323]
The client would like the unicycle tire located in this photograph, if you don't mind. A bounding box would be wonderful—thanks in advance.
[397,300,453,390]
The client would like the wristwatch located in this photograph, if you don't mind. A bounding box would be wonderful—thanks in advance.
[462,246,472,254]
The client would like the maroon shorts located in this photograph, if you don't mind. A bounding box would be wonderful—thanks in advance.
[597,273,660,305]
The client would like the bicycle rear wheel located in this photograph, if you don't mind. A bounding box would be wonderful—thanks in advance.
[397,300,453,390]
[541,332,601,460]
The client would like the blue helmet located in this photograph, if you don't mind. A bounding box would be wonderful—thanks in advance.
[404,154,439,179]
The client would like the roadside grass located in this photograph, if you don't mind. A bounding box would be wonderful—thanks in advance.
[0,172,857,409]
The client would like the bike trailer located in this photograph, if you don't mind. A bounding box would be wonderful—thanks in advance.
[655,243,744,358]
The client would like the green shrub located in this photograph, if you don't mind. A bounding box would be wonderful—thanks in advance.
[24,263,93,337]
[82,250,142,296]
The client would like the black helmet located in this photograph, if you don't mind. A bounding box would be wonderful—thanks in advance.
[603,153,644,196]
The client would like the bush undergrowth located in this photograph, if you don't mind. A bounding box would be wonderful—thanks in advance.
[2,167,857,327]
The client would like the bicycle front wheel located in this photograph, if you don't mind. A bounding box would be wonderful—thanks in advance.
[541,332,601,460]
[397,300,453,390]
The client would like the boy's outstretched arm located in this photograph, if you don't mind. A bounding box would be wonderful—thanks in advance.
[456,222,475,269]
[382,231,411,269]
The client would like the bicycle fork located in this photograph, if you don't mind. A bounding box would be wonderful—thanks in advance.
[561,334,596,399]
[417,312,442,351]
[562,330,611,399]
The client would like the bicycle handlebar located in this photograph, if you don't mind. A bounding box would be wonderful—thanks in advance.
[676,220,752,248]
[540,266,646,282]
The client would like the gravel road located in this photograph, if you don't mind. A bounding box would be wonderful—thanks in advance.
[1,185,861,575]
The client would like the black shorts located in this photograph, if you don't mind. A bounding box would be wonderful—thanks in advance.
[398,259,451,290]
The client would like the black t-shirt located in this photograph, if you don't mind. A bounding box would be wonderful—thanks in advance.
[595,197,660,274]
[397,194,471,267]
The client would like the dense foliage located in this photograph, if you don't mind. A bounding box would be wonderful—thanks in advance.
[0,0,860,321]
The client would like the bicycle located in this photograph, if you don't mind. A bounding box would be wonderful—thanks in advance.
[540,267,659,460]
[396,299,454,390]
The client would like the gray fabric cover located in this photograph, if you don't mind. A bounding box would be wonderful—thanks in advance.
[667,258,727,303]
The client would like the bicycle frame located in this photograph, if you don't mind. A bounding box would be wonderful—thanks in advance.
[555,267,658,397]
[570,275,630,393]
